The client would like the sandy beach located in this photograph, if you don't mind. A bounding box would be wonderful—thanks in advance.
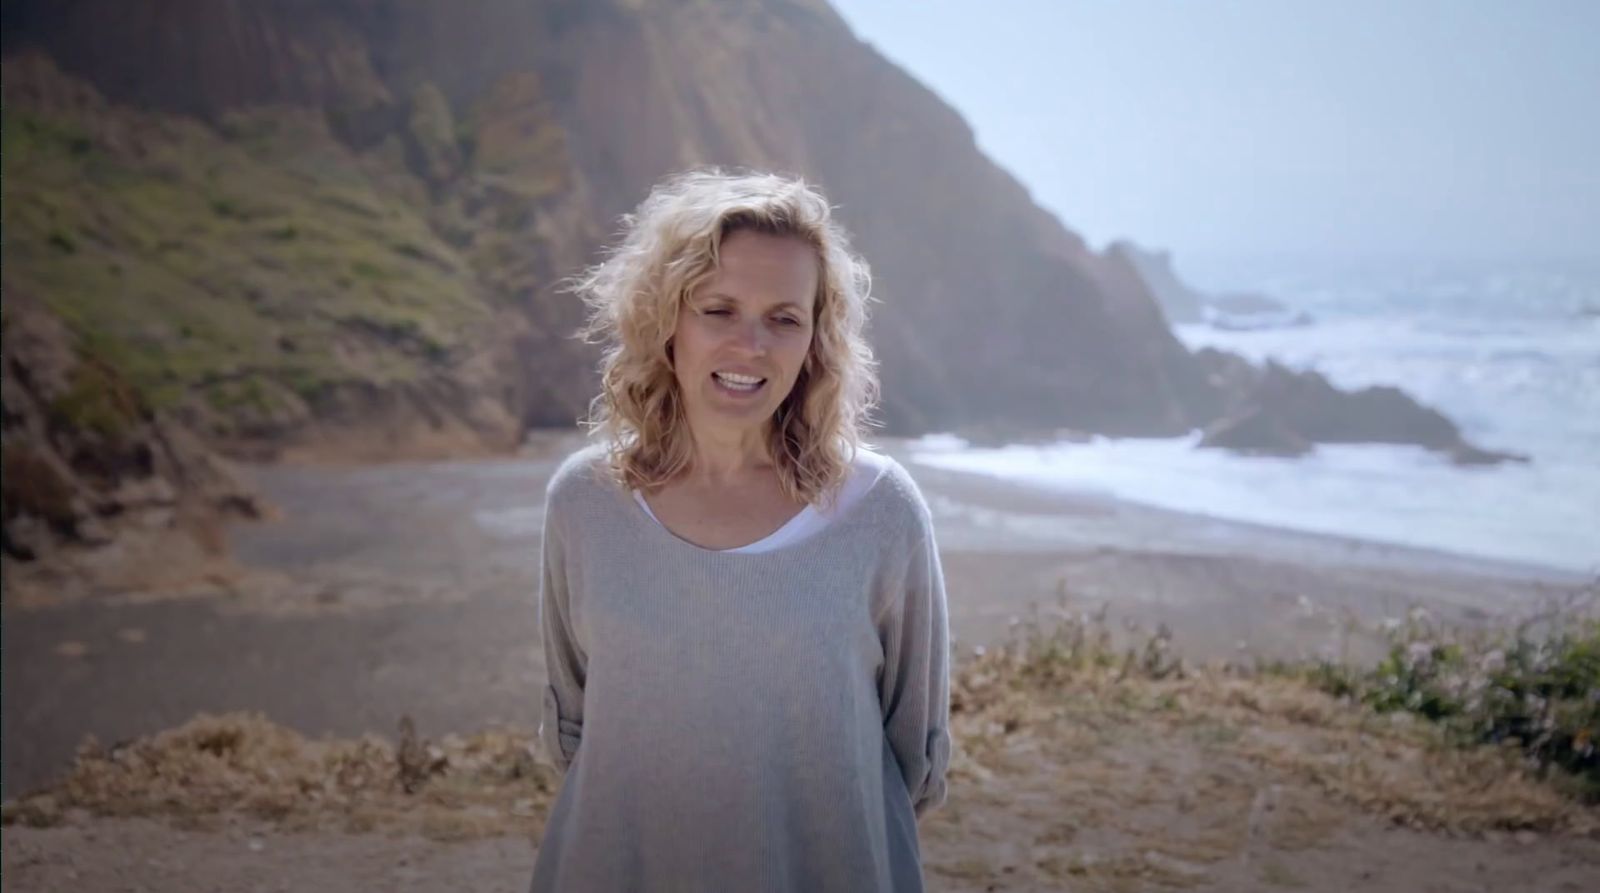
[4,431,1594,891]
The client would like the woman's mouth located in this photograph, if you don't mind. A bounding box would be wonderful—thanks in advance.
[712,370,766,395]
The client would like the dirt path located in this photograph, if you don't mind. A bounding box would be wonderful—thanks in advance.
[5,773,1596,892]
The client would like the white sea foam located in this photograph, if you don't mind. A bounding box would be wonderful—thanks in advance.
[912,260,1600,574]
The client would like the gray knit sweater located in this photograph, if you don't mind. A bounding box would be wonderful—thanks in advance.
[530,444,952,892]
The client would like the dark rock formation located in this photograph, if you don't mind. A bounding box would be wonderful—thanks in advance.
[1210,291,1288,315]
[1193,350,1526,465]
[1197,408,1314,458]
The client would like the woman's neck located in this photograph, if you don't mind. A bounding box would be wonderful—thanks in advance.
[683,422,775,485]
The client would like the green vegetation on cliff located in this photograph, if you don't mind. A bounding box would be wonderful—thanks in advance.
[2,56,577,446]
[3,98,482,434]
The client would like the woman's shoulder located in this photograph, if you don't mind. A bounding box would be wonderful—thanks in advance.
[544,441,615,505]
[853,446,934,533]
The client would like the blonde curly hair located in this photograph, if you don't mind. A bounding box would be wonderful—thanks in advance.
[573,168,879,506]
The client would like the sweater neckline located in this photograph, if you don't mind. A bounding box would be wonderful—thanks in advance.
[634,489,820,554]
[616,459,893,560]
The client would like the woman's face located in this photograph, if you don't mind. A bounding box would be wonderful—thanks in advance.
[671,229,819,441]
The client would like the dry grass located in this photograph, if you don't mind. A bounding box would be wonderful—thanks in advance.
[4,600,1596,855]
[1,713,558,841]
[950,600,1597,837]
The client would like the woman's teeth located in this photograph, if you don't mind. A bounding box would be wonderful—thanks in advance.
[714,371,765,392]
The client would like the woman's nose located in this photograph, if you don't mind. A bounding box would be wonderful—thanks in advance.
[733,318,769,354]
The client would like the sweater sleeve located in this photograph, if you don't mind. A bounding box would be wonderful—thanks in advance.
[877,519,953,821]
[537,491,586,776]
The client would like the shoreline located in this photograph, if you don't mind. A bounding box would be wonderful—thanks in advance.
[896,438,1593,585]
[890,443,1587,586]
[878,440,1588,669]
[242,426,1591,585]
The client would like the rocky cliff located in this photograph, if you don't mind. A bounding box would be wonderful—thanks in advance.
[2,289,264,597]
[3,0,1210,449]
[1,0,1509,581]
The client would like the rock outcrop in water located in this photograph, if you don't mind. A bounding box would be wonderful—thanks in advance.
[1111,240,1308,330]
[1193,351,1526,465]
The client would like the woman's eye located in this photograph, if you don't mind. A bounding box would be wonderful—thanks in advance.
[703,308,732,317]
[775,317,800,326]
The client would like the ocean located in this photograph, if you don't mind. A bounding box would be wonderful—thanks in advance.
[909,258,1600,575]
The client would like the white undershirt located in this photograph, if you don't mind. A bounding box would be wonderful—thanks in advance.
[632,447,892,553]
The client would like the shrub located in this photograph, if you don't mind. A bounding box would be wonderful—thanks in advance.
[1308,588,1600,801]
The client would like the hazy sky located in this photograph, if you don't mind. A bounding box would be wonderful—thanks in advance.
[828,0,1600,264]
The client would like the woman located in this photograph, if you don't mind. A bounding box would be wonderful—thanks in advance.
[530,169,951,892]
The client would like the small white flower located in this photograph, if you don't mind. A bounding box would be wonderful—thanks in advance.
[1480,649,1506,674]
[1406,641,1433,668]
